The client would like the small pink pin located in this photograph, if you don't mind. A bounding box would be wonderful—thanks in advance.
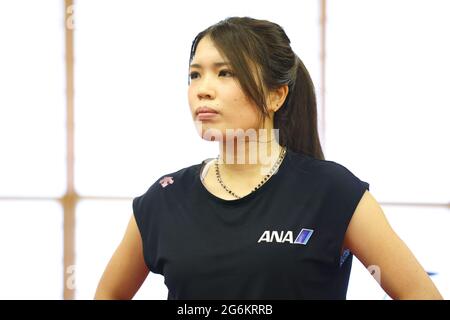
[159,176,174,188]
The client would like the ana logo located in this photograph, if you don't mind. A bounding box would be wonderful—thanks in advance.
[257,228,314,245]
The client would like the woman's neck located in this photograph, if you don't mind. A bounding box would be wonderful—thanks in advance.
[216,125,283,179]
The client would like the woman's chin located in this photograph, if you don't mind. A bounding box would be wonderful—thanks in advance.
[194,121,223,142]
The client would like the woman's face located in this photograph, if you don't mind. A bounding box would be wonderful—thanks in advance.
[188,36,262,142]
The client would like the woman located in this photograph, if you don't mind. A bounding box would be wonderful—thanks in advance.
[95,17,442,300]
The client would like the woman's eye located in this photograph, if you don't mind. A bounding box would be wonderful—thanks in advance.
[189,72,200,80]
[219,70,234,77]
[189,70,233,80]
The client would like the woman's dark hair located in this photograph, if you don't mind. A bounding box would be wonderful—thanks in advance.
[189,16,325,160]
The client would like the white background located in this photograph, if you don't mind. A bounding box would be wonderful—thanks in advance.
[0,0,448,299]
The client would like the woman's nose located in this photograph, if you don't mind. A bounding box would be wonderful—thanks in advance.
[197,80,215,100]
[198,91,214,99]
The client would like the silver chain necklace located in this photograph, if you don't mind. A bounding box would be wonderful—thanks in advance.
[214,146,287,199]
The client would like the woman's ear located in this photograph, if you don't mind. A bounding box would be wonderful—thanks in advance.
[268,85,289,112]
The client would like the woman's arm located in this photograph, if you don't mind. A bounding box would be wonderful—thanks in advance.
[94,214,150,300]
[343,190,443,300]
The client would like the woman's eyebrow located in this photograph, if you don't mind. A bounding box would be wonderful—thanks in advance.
[189,62,230,69]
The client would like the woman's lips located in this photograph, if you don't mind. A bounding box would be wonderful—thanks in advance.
[196,112,218,121]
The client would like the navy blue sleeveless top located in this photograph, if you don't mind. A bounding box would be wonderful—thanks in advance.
[133,149,369,299]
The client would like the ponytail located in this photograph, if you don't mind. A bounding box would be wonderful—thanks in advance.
[274,57,325,160]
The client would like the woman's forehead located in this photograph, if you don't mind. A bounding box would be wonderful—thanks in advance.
[191,37,228,64]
